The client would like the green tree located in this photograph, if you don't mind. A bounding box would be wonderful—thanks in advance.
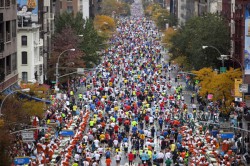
[79,19,105,67]
[170,13,230,70]
[55,12,85,35]
[53,12,105,72]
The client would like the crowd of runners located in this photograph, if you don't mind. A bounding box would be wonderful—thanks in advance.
[67,0,246,165]
[63,0,245,166]
[12,0,248,165]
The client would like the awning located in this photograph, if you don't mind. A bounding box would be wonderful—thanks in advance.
[2,83,20,95]
[18,92,51,104]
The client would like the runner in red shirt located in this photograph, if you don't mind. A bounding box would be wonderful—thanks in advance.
[128,151,134,166]
[114,124,119,133]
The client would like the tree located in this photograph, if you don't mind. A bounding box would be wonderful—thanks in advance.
[53,12,105,72]
[94,15,116,38]
[79,19,105,68]
[21,100,45,118]
[101,0,130,16]
[49,27,85,82]
[55,12,85,35]
[20,83,49,99]
[155,9,169,30]
[0,94,43,164]
[170,13,230,70]
[193,67,242,109]
[162,27,176,47]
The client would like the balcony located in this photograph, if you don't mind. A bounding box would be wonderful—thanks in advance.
[34,39,43,47]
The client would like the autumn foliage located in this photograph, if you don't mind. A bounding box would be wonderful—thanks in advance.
[193,67,242,107]
[162,27,176,47]
[94,15,116,37]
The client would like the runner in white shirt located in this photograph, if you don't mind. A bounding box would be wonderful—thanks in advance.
[94,139,99,148]
[94,152,101,163]
[97,146,104,156]
[82,160,89,166]
[113,139,119,148]
[149,116,154,125]
[115,152,122,165]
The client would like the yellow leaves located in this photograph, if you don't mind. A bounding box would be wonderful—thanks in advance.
[94,15,116,38]
[162,27,176,47]
[20,83,49,98]
[192,67,242,106]
[22,100,45,118]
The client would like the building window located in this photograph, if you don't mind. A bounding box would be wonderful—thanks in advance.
[12,20,16,38]
[5,0,10,7]
[21,51,27,64]
[21,35,27,46]
[0,0,4,7]
[22,72,28,82]
[12,53,17,71]
[6,55,11,75]
[6,21,10,42]
[67,6,73,13]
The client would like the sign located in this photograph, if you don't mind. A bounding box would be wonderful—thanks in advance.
[220,67,227,73]
[220,132,234,139]
[235,79,242,97]
[77,68,85,74]
[14,157,30,165]
[244,4,250,75]
[21,131,34,142]
[220,122,231,129]
[235,97,243,102]
[17,0,38,22]
[59,130,74,136]
[207,94,213,100]
[239,84,249,93]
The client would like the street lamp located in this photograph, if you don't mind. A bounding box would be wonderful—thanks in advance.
[0,88,30,116]
[202,45,226,67]
[55,48,75,91]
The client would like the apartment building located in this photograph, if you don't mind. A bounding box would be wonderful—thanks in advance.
[54,0,100,19]
[17,3,44,84]
[0,0,18,92]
